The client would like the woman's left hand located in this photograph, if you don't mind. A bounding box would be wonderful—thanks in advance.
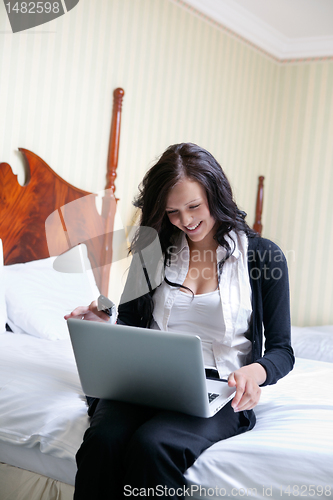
[228,363,267,412]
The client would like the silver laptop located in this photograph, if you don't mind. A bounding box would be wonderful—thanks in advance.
[67,318,236,418]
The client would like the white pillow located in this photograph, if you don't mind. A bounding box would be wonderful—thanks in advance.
[0,240,7,333]
[291,325,333,363]
[4,244,100,340]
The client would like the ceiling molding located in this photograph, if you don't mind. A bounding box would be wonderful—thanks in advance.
[178,0,333,61]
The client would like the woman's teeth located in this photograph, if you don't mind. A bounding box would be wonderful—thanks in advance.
[186,222,201,231]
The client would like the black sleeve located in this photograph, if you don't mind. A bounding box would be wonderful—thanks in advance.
[117,294,152,328]
[116,254,155,328]
[250,238,295,385]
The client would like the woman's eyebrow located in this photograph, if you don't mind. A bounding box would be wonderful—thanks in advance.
[166,198,201,210]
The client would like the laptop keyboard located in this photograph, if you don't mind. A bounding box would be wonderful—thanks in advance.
[208,392,219,403]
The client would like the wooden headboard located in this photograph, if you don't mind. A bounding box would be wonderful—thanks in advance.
[0,88,125,295]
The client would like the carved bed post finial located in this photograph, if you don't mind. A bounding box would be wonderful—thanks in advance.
[106,87,125,194]
[253,176,264,235]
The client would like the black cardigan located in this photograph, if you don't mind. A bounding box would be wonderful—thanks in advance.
[246,236,294,386]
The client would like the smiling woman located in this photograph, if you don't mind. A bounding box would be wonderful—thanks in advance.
[66,142,294,500]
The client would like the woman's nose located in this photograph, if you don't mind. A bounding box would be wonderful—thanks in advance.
[180,212,192,227]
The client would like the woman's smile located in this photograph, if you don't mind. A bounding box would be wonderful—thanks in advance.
[185,221,201,231]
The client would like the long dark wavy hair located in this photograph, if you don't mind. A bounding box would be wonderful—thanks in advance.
[132,142,256,257]
[118,143,257,327]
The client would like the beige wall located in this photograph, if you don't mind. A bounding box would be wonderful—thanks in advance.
[0,0,332,325]
[265,62,333,326]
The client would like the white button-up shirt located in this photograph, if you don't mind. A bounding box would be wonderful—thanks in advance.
[151,231,252,378]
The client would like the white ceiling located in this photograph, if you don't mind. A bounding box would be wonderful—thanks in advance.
[181,0,333,60]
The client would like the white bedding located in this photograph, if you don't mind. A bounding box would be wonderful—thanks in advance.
[0,332,88,483]
[186,356,333,498]
[0,330,333,499]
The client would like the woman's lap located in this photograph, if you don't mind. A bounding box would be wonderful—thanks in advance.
[74,399,255,500]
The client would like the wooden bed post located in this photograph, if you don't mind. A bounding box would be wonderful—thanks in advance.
[0,87,125,297]
[106,87,125,194]
[101,88,125,296]
[253,176,264,236]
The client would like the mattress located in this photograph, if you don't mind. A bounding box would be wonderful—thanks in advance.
[0,332,88,484]
[0,330,333,499]
[185,356,333,498]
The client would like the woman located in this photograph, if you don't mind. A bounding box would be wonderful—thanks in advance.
[66,143,294,499]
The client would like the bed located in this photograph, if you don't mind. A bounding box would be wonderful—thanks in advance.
[1,110,333,499]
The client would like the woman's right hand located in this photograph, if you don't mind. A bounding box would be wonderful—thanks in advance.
[64,300,110,323]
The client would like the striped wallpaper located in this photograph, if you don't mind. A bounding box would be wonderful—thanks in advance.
[0,0,332,325]
[265,62,333,326]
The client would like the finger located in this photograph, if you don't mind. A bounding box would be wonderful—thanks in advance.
[228,373,236,387]
[234,385,261,412]
[233,392,251,412]
[231,377,246,410]
[64,306,90,320]
[89,300,114,322]
[88,300,98,312]
[85,309,112,322]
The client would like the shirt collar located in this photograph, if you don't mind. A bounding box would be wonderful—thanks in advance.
[168,232,188,255]
[223,231,242,261]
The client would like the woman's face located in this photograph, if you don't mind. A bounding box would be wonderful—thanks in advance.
[165,178,217,246]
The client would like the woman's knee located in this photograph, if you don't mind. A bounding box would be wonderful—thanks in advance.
[126,420,189,472]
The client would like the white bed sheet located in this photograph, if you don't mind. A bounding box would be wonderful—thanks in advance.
[0,332,88,484]
[0,331,333,498]
[185,356,333,498]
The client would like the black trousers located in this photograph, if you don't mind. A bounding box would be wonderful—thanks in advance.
[74,398,255,500]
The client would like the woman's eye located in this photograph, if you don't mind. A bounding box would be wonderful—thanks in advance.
[190,204,200,209]
[167,210,177,215]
